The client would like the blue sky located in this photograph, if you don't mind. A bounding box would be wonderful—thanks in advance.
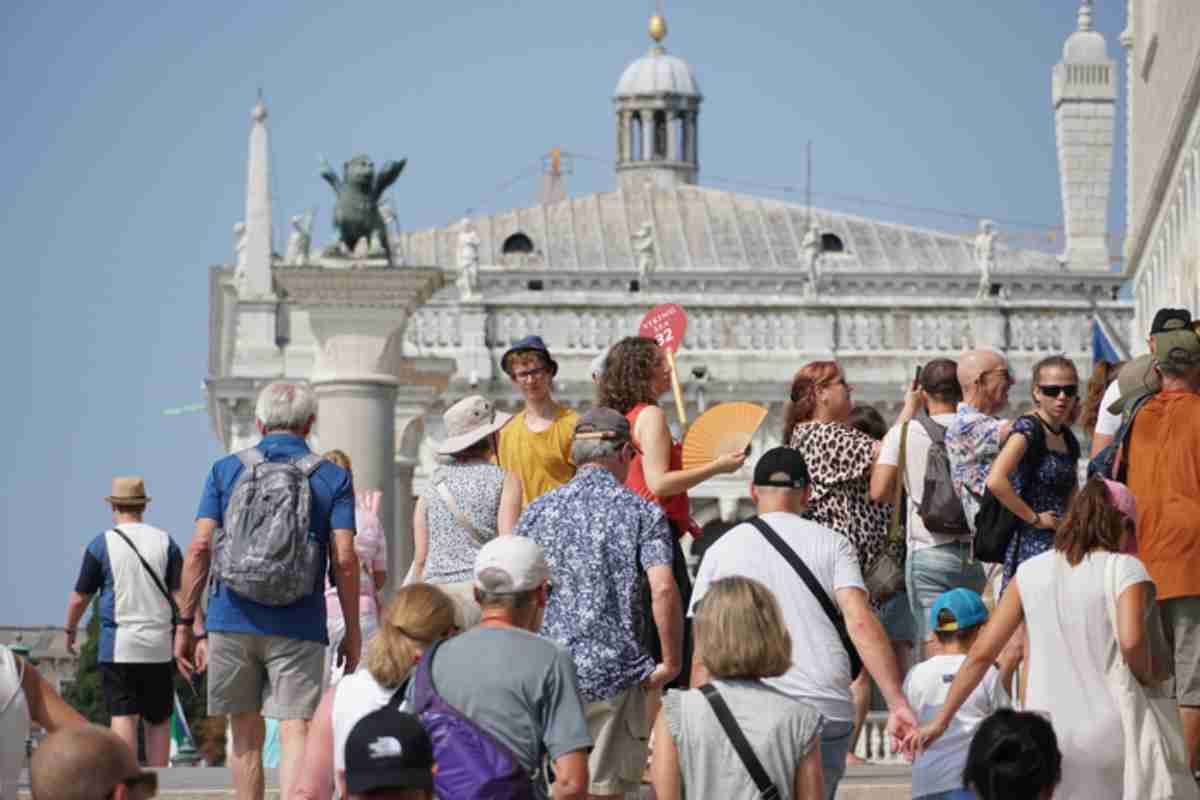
[2,2,1126,624]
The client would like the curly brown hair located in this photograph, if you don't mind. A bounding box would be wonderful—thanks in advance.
[1054,477,1126,566]
[782,361,841,443]
[597,336,660,414]
[1081,359,1125,439]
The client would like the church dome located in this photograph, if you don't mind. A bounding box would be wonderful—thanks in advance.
[615,49,700,97]
[1062,1,1108,63]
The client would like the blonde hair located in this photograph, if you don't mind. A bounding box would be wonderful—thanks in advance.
[322,449,352,472]
[366,584,457,688]
[694,576,792,679]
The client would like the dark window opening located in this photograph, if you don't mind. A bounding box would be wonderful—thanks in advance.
[629,279,640,292]
[820,233,844,253]
[527,279,544,291]
[502,232,534,255]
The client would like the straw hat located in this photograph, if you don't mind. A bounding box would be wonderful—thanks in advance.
[436,396,513,455]
[105,476,150,506]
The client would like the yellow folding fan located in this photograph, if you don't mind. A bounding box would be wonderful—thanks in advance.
[681,402,769,470]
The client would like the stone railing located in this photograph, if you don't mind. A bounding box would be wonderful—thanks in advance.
[854,712,908,765]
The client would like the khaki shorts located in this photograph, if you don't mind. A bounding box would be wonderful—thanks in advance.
[208,632,324,720]
[584,684,650,796]
[1160,596,1200,707]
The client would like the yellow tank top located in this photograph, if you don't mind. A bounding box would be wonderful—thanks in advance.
[497,406,578,507]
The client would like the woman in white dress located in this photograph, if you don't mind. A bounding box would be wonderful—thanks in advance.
[906,477,1174,799]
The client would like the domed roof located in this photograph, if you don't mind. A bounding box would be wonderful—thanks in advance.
[1062,1,1109,63]
[615,48,700,97]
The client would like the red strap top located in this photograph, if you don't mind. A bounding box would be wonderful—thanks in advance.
[625,403,693,538]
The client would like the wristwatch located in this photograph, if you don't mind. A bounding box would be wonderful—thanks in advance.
[177,617,195,626]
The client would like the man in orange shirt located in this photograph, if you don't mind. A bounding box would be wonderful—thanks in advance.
[1125,323,1200,770]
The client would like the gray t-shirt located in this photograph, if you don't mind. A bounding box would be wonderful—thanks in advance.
[663,679,822,800]
[427,626,592,795]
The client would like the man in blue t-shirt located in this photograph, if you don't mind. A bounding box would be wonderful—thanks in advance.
[175,381,360,800]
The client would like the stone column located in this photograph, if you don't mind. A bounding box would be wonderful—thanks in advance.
[641,109,654,162]
[686,111,699,164]
[667,111,680,162]
[969,305,1008,351]
[275,266,447,599]
[458,299,493,385]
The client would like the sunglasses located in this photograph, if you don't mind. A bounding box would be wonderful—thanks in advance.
[1037,384,1078,399]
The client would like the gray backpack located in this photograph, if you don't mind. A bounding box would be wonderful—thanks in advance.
[909,414,971,537]
[212,448,325,606]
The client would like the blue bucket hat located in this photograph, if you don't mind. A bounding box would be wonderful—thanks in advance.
[930,588,988,632]
[501,335,559,377]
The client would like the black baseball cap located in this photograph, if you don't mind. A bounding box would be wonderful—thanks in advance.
[1149,308,1192,335]
[753,447,810,489]
[344,707,435,794]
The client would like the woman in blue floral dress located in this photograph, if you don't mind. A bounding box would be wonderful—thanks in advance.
[984,355,1082,591]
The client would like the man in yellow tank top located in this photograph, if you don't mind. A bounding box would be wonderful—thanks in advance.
[496,336,579,507]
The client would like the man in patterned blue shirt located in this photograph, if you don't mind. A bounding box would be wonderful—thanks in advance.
[515,407,682,800]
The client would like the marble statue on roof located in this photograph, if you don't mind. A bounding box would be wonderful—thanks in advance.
[457,218,481,298]
[633,222,656,282]
[975,219,997,300]
[286,211,312,266]
[801,226,822,297]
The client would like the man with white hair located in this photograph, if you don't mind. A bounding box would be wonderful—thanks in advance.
[945,349,1015,532]
[176,382,361,800]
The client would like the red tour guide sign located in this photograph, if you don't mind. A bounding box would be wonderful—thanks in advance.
[639,304,688,354]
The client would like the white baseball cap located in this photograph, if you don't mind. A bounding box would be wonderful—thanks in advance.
[474,537,550,594]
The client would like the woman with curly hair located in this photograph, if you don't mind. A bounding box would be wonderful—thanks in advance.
[598,336,746,689]
[1081,358,1124,446]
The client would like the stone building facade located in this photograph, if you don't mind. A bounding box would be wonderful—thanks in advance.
[206,10,1133,589]
[1121,0,1200,338]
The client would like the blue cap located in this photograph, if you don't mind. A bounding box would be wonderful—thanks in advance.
[930,588,988,632]
[501,335,558,377]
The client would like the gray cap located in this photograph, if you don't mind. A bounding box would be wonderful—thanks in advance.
[574,406,631,443]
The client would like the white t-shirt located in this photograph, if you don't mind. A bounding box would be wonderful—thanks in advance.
[878,413,961,551]
[690,511,866,722]
[332,669,405,773]
[904,654,1009,797]
[1094,379,1123,438]
[0,647,29,800]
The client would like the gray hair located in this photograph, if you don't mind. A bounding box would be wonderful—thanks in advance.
[570,436,625,467]
[255,382,317,432]
[475,587,537,611]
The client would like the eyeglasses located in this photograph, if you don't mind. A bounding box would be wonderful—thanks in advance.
[512,366,549,382]
[980,367,1013,384]
[1037,384,1078,399]
[109,772,158,799]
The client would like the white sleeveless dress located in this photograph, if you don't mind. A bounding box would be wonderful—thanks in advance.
[0,646,30,800]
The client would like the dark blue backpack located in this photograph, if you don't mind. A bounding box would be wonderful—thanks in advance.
[1088,392,1155,483]
[411,639,536,800]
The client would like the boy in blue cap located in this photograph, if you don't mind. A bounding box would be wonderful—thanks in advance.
[496,335,578,507]
[903,589,1010,799]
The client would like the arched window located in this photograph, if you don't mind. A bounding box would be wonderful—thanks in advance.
[501,232,534,255]
[821,233,844,253]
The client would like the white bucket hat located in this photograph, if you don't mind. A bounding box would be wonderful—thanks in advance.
[436,395,513,455]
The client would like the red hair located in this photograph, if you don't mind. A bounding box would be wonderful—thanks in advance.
[783,361,841,443]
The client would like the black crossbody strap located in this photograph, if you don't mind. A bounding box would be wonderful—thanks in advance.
[745,516,863,679]
[111,527,179,624]
[699,684,780,799]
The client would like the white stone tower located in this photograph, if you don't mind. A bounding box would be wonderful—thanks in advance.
[238,94,274,297]
[1052,0,1116,271]
[613,12,702,192]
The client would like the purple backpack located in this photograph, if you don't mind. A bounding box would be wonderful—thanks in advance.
[411,639,536,800]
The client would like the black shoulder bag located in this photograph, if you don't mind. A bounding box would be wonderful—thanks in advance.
[699,684,781,799]
[111,527,180,625]
[745,516,863,680]
[973,416,1046,564]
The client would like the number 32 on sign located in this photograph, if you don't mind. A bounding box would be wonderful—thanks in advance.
[638,304,689,424]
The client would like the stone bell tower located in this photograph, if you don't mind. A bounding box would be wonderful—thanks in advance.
[613,12,702,192]
[1053,0,1117,271]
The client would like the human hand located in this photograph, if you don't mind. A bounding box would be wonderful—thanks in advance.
[901,385,925,421]
[903,717,948,757]
[339,625,362,675]
[174,626,195,681]
[194,638,209,674]
[886,702,919,753]
[643,662,680,691]
[713,451,747,475]
[1033,511,1059,530]
[65,628,77,655]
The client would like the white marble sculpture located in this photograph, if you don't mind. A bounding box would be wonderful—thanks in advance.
[370,202,405,264]
[632,223,656,282]
[233,221,247,268]
[975,219,997,300]
[457,218,481,298]
[286,212,312,266]
[801,226,822,297]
